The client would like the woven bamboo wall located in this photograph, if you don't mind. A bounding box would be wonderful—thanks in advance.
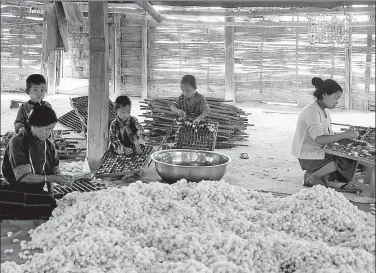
[1,4,375,110]
[1,6,43,92]
[62,20,90,79]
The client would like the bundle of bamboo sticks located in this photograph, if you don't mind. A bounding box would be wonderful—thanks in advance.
[139,97,252,149]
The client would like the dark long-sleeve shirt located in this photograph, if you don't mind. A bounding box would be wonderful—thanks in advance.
[14,100,52,134]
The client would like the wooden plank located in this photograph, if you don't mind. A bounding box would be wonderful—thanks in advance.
[41,11,47,76]
[109,14,115,94]
[225,16,235,102]
[141,16,148,98]
[86,1,109,174]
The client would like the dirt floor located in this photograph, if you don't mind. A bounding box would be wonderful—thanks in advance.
[1,92,375,265]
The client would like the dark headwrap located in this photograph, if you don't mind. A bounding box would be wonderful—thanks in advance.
[28,103,57,127]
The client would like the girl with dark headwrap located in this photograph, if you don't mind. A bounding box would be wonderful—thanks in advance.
[1,104,74,219]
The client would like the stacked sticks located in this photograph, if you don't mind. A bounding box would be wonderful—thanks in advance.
[140,97,251,149]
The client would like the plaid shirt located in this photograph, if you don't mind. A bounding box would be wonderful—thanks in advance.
[109,116,145,149]
[173,92,209,119]
[14,100,52,134]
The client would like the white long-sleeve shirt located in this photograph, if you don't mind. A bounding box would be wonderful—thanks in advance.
[292,101,333,160]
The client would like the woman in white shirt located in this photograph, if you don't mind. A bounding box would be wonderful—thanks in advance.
[292,77,359,187]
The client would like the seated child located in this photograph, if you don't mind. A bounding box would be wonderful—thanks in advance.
[14,74,52,135]
[109,96,145,155]
[171,75,210,125]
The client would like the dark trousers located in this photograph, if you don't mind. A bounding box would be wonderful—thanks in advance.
[298,154,357,182]
[0,184,57,220]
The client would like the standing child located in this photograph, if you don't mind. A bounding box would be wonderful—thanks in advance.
[109,96,145,155]
[14,74,52,135]
[171,75,210,125]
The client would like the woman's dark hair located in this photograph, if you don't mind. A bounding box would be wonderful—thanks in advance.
[114,95,138,135]
[26,74,47,94]
[180,75,197,90]
[114,95,132,110]
[28,104,57,127]
[312,77,343,100]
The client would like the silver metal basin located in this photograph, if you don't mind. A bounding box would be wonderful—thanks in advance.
[151,149,231,183]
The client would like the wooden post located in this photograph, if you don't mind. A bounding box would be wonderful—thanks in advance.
[47,51,57,94]
[114,14,122,97]
[344,22,353,110]
[109,15,115,94]
[224,16,235,102]
[141,16,148,98]
[86,1,109,173]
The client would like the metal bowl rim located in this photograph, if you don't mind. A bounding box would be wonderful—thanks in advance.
[151,149,232,168]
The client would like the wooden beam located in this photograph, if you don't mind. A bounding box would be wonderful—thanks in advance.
[86,1,109,173]
[133,0,164,23]
[344,21,353,110]
[118,6,374,16]
[115,14,122,97]
[47,51,57,94]
[224,16,235,102]
[141,16,148,98]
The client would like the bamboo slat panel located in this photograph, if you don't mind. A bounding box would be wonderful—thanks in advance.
[1,6,43,92]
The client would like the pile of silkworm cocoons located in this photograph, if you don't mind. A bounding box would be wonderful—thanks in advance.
[1,180,375,273]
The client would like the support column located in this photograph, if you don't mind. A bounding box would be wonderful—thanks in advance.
[86,1,109,173]
[224,16,235,102]
[41,11,48,76]
[47,51,57,94]
[141,16,148,99]
[109,15,115,95]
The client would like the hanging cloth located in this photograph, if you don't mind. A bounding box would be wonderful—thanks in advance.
[42,1,84,62]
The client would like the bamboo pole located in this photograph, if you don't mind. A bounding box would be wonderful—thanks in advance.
[114,14,122,97]
[344,19,353,110]
[224,15,235,102]
[365,14,374,110]
[295,15,299,106]
[141,15,148,98]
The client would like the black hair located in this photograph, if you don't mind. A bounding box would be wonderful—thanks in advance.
[312,77,343,100]
[28,104,57,127]
[180,75,197,90]
[114,95,138,135]
[114,95,132,110]
[26,74,47,94]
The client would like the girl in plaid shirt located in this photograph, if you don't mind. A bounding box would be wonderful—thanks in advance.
[109,96,145,155]
[171,75,210,125]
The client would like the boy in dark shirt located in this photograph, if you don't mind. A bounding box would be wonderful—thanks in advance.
[14,74,52,134]
[171,75,210,125]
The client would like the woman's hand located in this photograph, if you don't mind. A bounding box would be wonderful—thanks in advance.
[124,147,133,156]
[115,147,125,155]
[49,174,74,185]
[342,129,359,140]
